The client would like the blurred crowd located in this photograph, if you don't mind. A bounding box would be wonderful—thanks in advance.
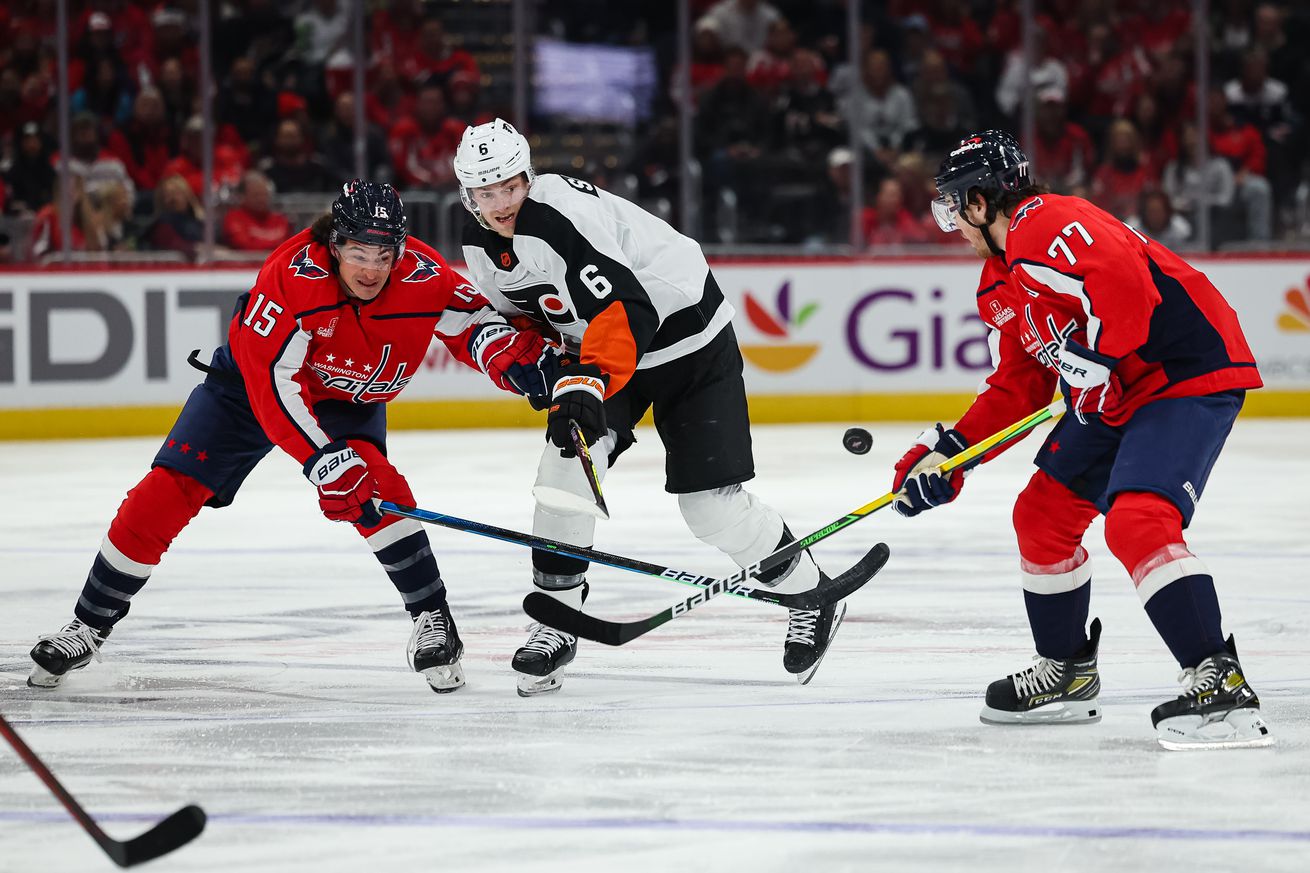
[1,0,1308,263]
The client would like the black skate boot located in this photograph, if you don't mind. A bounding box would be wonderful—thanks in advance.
[980,618,1102,725]
[783,596,848,685]
[513,579,587,697]
[29,619,111,688]
[1151,637,1273,750]
[407,606,465,693]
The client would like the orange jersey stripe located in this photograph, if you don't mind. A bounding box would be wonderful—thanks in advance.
[580,303,639,395]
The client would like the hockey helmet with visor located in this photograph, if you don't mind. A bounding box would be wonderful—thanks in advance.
[453,118,535,229]
[931,130,1030,233]
[330,180,408,267]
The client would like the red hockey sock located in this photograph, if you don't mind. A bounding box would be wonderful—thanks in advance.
[105,466,213,566]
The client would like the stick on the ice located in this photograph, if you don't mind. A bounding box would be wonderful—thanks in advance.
[568,418,610,520]
[379,501,846,611]
[524,399,1066,645]
[0,712,206,868]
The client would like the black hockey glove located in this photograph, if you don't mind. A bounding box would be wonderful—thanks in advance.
[545,363,608,457]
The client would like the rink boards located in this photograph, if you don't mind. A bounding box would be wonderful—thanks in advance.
[1,256,1308,438]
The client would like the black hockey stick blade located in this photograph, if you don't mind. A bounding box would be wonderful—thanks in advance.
[524,541,890,646]
[0,712,206,868]
[108,805,208,868]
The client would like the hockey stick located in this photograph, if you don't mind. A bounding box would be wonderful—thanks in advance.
[0,712,206,867]
[524,399,1066,645]
[379,501,862,611]
[527,542,889,646]
[569,419,610,520]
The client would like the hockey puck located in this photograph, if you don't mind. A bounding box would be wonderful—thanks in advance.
[843,427,873,455]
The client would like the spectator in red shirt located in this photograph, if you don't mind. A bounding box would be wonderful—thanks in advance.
[1207,88,1272,240]
[747,18,824,96]
[1091,118,1155,220]
[397,17,479,90]
[389,81,466,189]
[160,116,248,200]
[29,178,89,261]
[862,178,931,248]
[107,87,175,193]
[1033,86,1095,193]
[365,60,417,131]
[370,0,425,72]
[222,170,291,252]
[926,0,984,76]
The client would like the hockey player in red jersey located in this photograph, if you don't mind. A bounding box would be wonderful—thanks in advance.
[28,181,557,695]
[891,131,1272,749]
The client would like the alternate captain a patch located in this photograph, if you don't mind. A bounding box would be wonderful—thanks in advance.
[289,244,330,279]
[402,250,443,283]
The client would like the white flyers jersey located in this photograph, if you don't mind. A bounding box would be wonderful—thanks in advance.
[460,173,734,395]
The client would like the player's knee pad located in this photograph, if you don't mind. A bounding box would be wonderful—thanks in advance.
[678,485,784,565]
[107,466,213,565]
[532,433,613,518]
[1104,491,1187,575]
[1013,470,1099,566]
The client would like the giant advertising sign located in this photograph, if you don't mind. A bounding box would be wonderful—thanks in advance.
[1,259,1307,434]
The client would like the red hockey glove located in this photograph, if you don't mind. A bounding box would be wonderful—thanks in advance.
[891,424,970,517]
[472,323,563,401]
[304,440,383,527]
[546,363,608,456]
[1058,336,1122,425]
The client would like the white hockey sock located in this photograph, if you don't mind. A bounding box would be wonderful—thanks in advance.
[678,486,821,595]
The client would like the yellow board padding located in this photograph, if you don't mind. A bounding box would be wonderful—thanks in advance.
[3,391,1308,441]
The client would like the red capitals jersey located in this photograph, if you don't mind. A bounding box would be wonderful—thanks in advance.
[228,228,504,465]
[955,194,1262,443]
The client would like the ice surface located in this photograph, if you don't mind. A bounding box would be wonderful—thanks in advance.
[2,421,1308,873]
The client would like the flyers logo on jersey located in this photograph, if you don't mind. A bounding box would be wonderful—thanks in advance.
[1009,196,1044,231]
[290,244,330,279]
[401,250,443,283]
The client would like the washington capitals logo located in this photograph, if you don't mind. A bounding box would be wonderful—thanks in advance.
[402,250,443,283]
[1009,196,1044,231]
[289,244,330,279]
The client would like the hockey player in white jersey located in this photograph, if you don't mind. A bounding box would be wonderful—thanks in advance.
[454,119,842,695]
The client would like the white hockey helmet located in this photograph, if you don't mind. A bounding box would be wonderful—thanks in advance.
[453,118,535,228]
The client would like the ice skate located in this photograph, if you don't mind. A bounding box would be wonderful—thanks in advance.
[1151,637,1273,750]
[28,619,111,688]
[783,598,847,685]
[513,622,578,697]
[980,618,1102,725]
[407,606,465,693]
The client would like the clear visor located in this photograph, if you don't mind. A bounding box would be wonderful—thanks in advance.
[931,193,960,233]
[333,243,396,270]
[467,179,529,215]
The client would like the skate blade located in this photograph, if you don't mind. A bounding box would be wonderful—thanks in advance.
[27,664,64,689]
[420,663,466,694]
[979,699,1101,725]
[516,669,565,697]
[1156,708,1275,751]
[797,602,847,686]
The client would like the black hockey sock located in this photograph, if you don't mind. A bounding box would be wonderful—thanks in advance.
[1143,573,1226,668]
[373,529,446,616]
[1022,581,1092,660]
[533,548,589,581]
[73,551,150,630]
